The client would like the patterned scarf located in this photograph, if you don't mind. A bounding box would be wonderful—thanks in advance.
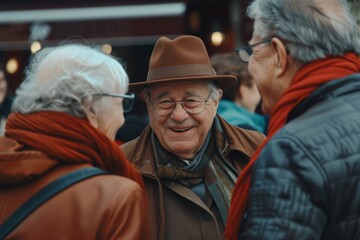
[5,111,145,190]
[224,53,360,239]
[153,117,238,224]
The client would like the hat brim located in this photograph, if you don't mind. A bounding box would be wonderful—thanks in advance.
[129,75,237,94]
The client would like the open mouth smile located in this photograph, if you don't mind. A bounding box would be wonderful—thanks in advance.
[170,127,192,132]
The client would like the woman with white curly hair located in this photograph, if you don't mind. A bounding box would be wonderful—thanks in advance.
[0,44,148,239]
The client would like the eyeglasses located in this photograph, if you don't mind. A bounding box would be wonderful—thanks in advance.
[150,90,213,116]
[236,39,271,63]
[100,93,135,113]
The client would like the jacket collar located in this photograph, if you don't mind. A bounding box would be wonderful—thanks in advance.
[0,137,57,186]
[131,115,257,178]
[288,73,360,122]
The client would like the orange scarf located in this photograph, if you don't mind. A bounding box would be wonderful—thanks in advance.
[224,53,360,239]
[5,111,145,190]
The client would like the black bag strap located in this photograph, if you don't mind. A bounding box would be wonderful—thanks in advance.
[0,167,108,239]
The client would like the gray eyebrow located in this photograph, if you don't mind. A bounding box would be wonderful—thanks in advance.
[153,90,201,100]
[153,91,170,100]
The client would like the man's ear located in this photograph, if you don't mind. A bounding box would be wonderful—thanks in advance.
[140,91,147,102]
[140,91,151,112]
[213,89,223,108]
[271,37,288,77]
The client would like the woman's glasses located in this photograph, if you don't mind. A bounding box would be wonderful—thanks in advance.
[100,93,135,113]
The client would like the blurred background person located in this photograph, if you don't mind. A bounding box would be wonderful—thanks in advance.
[0,63,13,136]
[0,44,147,239]
[211,52,268,134]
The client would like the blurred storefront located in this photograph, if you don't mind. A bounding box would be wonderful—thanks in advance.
[0,0,252,93]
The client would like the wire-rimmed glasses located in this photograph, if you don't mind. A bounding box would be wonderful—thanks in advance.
[151,90,213,116]
[100,93,135,113]
[236,39,271,63]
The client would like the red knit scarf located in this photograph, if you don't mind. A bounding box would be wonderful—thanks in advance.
[5,111,145,190]
[224,53,360,239]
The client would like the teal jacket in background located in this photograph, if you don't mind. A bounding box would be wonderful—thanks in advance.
[217,99,268,134]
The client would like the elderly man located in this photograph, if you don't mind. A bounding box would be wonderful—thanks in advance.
[225,0,360,240]
[122,35,265,240]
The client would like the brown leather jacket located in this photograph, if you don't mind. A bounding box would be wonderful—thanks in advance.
[0,137,148,239]
[121,115,265,240]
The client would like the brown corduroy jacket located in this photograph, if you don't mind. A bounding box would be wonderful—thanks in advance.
[0,137,148,240]
[121,115,265,240]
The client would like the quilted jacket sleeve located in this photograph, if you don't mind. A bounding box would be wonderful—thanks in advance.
[240,135,328,240]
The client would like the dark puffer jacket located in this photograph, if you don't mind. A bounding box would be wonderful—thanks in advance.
[241,74,360,240]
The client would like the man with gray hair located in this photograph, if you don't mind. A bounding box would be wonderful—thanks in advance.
[225,0,360,239]
[122,35,265,240]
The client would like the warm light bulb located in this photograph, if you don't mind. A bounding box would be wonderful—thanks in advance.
[102,44,112,55]
[31,41,42,54]
[211,31,225,46]
[6,58,18,74]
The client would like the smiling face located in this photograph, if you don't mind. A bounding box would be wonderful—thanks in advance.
[145,81,220,159]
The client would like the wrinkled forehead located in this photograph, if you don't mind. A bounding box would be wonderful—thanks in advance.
[148,81,209,96]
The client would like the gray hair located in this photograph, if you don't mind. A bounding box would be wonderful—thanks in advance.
[12,44,129,118]
[207,81,222,101]
[248,0,360,63]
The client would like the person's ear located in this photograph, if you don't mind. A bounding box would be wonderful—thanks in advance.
[218,89,223,99]
[84,105,99,128]
[140,91,147,101]
[213,89,223,108]
[271,37,288,77]
[140,91,151,112]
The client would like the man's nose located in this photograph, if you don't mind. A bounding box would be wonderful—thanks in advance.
[170,102,189,120]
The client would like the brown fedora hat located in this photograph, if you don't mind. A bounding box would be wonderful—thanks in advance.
[129,35,237,93]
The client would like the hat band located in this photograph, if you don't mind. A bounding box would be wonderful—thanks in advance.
[147,64,216,81]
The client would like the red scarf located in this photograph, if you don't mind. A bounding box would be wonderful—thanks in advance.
[5,111,145,190]
[224,53,360,239]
